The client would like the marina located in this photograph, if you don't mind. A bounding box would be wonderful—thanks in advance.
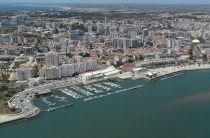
[84,84,143,102]
[1,3,210,138]
[93,84,112,91]
[46,103,73,112]
[37,94,73,114]
[89,85,104,93]
[42,97,56,106]
[3,64,209,125]
[70,86,94,96]
[37,81,144,111]
[1,66,210,138]
[60,89,83,99]
[104,82,122,88]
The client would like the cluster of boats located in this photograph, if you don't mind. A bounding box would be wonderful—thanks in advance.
[40,95,71,112]
[84,86,103,93]
[46,103,73,112]
[84,84,143,102]
[59,82,143,103]
[54,95,68,102]
[93,84,112,91]
[71,86,94,96]
[40,82,143,113]
[42,97,56,106]
[60,82,122,99]
[60,89,83,99]
[104,82,122,88]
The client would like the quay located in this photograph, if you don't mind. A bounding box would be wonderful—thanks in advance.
[0,114,26,125]
[131,63,210,81]
[144,71,185,81]
[1,63,210,125]
[0,89,52,125]
[161,72,185,81]
[0,77,77,125]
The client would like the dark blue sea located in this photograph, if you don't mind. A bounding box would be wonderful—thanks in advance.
[1,70,210,138]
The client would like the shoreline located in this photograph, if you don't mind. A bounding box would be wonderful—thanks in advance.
[0,110,43,126]
[0,113,25,125]
[1,63,210,125]
[130,64,210,81]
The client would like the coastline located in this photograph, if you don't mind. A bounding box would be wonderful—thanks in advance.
[0,113,25,125]
[131,64,210,80]
[1,63,210,125]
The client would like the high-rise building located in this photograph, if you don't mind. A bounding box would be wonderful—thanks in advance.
[69,30,85,42]
[59,64,75,77]
[45,52,59,67]
[167,38,181,53]
[174,39,181,53]
[16,66,36,80]
[79,62,86,73]
[143,28,149,37]
[18,25,28,33]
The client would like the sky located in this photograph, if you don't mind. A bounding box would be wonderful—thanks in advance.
[0,0,210,4]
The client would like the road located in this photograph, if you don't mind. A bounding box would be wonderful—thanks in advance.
[0,77,77,124]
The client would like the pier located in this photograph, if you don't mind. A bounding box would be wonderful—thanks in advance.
[60,89,83,99]
[71,86,94,96]
[161,72,185,81]
[84,84,143,102]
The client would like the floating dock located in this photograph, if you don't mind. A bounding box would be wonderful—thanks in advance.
[46,103,73,112]
[60,89,83,99]
[84,84,143,102]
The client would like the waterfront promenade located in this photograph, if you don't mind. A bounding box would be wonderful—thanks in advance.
[1,63,210,125]
[0,114,26,124]
[133,63,210,80]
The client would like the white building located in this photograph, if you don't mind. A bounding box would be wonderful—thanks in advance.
[59,64,75,77]
[79,66,120,82]
[167,38,181,53]
[79,62,86,73]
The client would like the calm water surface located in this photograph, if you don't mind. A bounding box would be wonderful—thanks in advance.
[1,70,210,138]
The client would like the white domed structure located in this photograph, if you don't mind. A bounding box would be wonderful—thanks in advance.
[192,39,200,43]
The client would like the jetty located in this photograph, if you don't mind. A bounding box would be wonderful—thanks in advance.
[84,84,143,102]
[46,103,73,112]
[132,63,210,81]
[60,89,83,99]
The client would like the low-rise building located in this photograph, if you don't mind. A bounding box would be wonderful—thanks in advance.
[78,66,120,82]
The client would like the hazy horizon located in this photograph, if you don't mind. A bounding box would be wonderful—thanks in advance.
[0,0,210,5]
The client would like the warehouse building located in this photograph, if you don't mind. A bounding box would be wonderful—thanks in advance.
[78,66,120,82]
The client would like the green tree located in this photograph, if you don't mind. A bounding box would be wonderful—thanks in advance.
[70,23,86,31]
[146,40,154,47]
[197,36,205,43]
